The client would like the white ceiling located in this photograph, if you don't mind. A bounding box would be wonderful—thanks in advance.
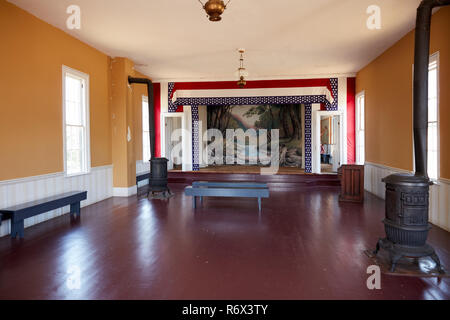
[8,0,422,81]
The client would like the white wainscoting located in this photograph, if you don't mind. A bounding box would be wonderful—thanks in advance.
[429,178,450,233]
[136,160,150,175]
[364,162,413,199]
[0,165,113,237]
[365,162,450,232]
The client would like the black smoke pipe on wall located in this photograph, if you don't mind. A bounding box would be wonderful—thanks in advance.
[413,0,450,176]
[128,76,155,159]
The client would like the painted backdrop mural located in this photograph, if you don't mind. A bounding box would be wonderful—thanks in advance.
[207,104,303,167]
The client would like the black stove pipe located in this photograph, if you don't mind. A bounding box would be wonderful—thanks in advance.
[413,0,450,176]
[128,76,155,159]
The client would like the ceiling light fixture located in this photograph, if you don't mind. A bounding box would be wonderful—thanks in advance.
[198,0,231,22]
[236,49,248,88]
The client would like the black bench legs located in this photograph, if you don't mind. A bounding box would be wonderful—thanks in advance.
[70,201,81,218]
[192,196,204,209]
[10,217,24,239]
[9,200,82,239]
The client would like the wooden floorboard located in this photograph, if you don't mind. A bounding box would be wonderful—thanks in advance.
[0,183,449,300]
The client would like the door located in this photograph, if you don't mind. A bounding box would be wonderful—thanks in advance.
[331,115,340,172]
[162,113,184,171]
[314,110,343,174]
[165,117,174,170]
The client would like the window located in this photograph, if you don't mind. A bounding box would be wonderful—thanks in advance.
[63,66,90,176]
[428,53,439,180]
[356,92,365,165]
[142,96,151,162]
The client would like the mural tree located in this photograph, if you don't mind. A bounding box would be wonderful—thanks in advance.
[207,105,235,133]
[288,104,302,141]
[243,105,274,142]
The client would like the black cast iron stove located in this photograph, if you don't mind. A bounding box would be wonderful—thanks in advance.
[148,157,172,198]
[374,174,442,272]
[128,76,172,199]
[373,0,449,273]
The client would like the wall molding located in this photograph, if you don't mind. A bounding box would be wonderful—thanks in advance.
[0,165,113,186]
[365,161,450,185]
[113,185,137,197]
[365,161,413,174]
[92,164,113,171]
[0,172,64,186]
[152,73,358,83]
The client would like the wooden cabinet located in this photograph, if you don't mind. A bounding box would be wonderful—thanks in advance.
[338,165,364,202]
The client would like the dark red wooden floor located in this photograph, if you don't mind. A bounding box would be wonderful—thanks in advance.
[0,184,449,300]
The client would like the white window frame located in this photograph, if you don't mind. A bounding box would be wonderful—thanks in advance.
[142,95,151,162]
[355,91,365,165]
[62,65,91,177]
[428,52,440,181]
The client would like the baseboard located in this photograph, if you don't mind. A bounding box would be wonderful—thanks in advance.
[113,185,138,197]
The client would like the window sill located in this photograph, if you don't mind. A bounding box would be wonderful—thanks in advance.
[65,170,91,178]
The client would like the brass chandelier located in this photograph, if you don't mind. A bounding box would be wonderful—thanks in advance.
[236,49,248,88]
[198,0,231,21]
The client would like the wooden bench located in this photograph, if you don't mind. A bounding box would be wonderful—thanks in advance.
[185,181,269,211]
[136,172,150,184]
[0,191,87,239]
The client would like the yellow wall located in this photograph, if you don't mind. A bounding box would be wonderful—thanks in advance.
[110,57,137,188]
[110,61,151,188]
[356,7,450,179]
[0,0,112,181]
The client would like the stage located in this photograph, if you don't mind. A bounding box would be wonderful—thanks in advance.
[169,164,336,175]
[199,165,305,175]
[167,165,340,188]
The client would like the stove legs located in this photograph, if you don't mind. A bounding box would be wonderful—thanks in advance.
[389,253,403,272]
[374,239,382,255]
[147,186,173,200]
[430,252,444,274]
[374,238,445,273]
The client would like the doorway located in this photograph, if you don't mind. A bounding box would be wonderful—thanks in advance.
[313,111,343,174]
[162,113,184,171]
